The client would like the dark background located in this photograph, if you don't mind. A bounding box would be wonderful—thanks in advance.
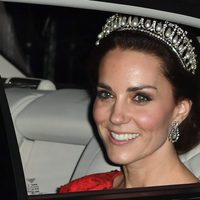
[1,2,112,89]
[1,1,200,89]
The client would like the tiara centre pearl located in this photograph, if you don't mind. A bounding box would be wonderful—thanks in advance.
[132,17,139,27]
[145,20,151,28]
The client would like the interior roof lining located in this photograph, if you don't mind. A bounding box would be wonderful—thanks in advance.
[2,0,200,28]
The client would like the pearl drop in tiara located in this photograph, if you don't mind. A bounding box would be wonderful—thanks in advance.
[96,14,197,74]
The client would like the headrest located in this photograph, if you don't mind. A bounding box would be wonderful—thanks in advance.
[12,89,93,145]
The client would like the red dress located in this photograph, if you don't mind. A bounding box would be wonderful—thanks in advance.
[59,170,122,193]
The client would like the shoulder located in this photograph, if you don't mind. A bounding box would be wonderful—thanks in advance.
[59,170,121,193]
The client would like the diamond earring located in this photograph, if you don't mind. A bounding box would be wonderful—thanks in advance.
[168,121,180,143]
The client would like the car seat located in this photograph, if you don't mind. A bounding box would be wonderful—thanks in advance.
[6,88,94,194]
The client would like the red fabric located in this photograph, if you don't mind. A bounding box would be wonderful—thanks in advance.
[59,170,122,193]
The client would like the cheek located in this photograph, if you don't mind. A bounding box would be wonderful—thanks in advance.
[136,109,171,132]
[93,100,108,124]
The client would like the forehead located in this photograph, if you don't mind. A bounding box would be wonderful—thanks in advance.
[98,48,175,100]
[99,48,165,81]
[98,48,175,95]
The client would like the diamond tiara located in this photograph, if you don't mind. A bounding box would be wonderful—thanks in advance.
[96,14,197,74]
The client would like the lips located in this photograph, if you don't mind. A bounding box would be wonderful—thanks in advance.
[110,131,140,141]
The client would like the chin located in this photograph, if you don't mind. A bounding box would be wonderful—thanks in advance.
[106,150,134,165]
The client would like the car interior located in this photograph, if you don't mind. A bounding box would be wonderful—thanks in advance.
[0,0,200,199]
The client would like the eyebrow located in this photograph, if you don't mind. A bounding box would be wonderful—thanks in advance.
[127,85,157,92]
[97,83,113,91]
[97,82,157,92]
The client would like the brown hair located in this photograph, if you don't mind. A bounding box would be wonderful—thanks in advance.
[88,30,200,154]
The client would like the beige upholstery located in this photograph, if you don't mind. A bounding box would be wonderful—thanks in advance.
[179,144,200,179]
[5,87,200,195]
[6,88,95,194]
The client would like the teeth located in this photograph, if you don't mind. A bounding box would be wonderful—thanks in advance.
[111,132,139,141]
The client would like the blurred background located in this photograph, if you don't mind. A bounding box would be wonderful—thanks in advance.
[0,2,111,89]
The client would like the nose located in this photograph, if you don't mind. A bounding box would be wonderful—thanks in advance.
[110,100,130,125]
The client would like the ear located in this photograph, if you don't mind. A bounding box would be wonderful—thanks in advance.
[173,99,192,123]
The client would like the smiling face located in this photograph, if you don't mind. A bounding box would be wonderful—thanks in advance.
[93,48,187,166]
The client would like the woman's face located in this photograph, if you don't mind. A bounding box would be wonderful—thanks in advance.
[93,48,181,166]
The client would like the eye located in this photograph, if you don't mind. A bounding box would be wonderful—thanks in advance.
[96,90,114,100]
[133,93,152,103]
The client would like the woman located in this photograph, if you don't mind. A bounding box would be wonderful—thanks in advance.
[59,14,200,192]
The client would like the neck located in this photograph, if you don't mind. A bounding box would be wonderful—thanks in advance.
[115,142,198,188]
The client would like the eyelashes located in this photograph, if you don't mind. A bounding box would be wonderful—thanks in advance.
[96,90,152,104]
[133,92,152,103]
[96,90,113,100]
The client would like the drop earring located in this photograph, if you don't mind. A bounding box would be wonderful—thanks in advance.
[168,121,180,143]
